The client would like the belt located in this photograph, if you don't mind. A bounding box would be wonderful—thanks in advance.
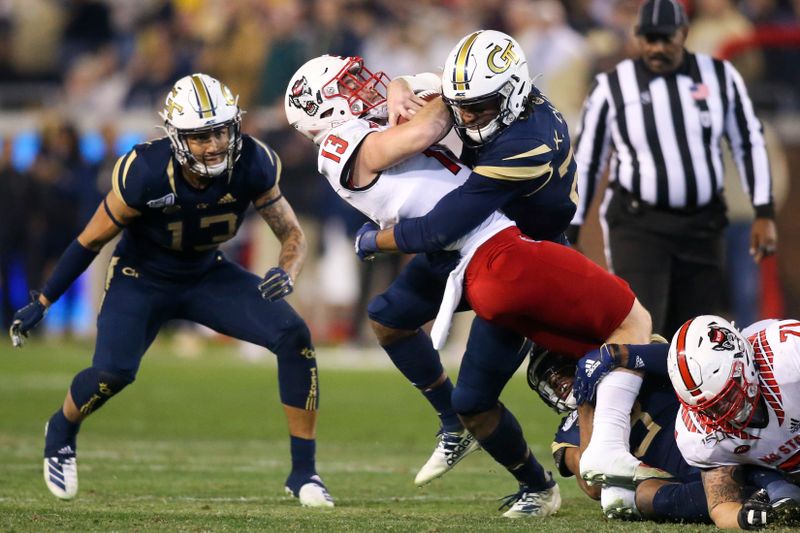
[612,183,724,216]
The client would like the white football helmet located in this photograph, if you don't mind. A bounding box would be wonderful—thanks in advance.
[159,73,242,178]
[667,315,761,431]
[285,55,389,145]
[527,346,577,414]
[441,30,531,146]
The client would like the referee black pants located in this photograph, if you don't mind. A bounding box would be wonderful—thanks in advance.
[603,190,728,339]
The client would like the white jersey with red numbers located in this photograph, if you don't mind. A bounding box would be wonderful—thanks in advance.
[675,319,800,474]
[317,119,514,347]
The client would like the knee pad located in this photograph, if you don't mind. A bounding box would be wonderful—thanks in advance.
[451,383,497,416]
[70,367,133,416]
[274,323,319,411]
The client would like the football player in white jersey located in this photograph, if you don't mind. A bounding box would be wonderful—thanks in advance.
[285,54,654,517]
[668,316,800,529]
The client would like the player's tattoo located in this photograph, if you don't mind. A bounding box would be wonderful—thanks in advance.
[256,189,307,278]
[702,466,744,511]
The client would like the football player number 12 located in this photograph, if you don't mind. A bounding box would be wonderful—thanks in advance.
[321,135,460,175]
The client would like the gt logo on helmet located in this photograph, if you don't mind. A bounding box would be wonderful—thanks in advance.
[487,42,519,74]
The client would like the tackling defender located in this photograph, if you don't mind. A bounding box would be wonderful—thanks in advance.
[10,74,333,507]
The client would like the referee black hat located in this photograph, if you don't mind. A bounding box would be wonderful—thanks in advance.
[635,0,688,36]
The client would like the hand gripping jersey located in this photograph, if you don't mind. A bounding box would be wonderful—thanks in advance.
[317,119,513,346]
[110,135,280,277]
[675,319,800,474]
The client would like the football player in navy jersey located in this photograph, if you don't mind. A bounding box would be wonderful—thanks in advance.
[352,30,651,490]
[9,74,333,507]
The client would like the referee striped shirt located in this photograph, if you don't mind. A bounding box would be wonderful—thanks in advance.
[571,52,773,226]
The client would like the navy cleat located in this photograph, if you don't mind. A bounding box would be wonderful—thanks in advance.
[285,474,334,508]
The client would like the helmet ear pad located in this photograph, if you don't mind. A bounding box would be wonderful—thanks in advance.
[667,315,760,430]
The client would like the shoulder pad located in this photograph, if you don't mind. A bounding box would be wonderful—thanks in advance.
[473,132,555,182]
[110,140,171,209]
[317,120,377,183]
[242,135,281,194]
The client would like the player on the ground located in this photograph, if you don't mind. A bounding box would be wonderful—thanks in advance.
[534,344,800,527]
[285,53,651,517]
[9,73,333,507]
[667,316,800,529]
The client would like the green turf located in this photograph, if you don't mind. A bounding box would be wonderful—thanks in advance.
[0,338,789,532]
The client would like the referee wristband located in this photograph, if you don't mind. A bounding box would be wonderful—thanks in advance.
[754,204,775,219]
[41,239,99,303]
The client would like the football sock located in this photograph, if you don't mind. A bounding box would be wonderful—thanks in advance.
[748,467,800,502]
[590,370,643,451]
[286,435,316,490]
[652,481,710,523]
[384,331,461,432]
[478,406,550,490]
[44,408,80,458]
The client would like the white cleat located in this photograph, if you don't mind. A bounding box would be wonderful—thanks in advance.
[414,429,480,486]
[601,486,641,520]
[285,475,334,508]
[44,456,78,500]
[580,444,672,487]
[500,481,561,518]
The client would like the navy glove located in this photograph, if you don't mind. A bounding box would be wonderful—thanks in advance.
[9,291,47,348]
[573,344,622,405]
[258,267,294,302]
[354,222,380,261]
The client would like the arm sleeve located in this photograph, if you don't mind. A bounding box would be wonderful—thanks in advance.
[625,343,670,376]
[722,60,774,218]
[393,171,521,253]
[570,75,613,228]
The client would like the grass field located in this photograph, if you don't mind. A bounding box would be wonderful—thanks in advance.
[0,337,790,532]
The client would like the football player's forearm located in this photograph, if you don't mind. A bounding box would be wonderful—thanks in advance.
[375,227,398,252]
[710,502,744,529]
[703,467,745,529]
[277,227,307,281]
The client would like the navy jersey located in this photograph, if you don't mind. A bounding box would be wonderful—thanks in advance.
[111,135,280,277]
[552,375,698,481]
[393,87,578,252]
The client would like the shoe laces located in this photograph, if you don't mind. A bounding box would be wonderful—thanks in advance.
[437,430,470,455]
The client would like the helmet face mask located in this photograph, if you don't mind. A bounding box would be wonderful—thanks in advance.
[286,55,389,145]
[668,315,761,432]
[527,347,577,414]
[442,30,531,147]
[159,73,243,179]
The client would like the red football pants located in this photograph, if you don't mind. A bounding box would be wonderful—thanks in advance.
[465,227,635,358]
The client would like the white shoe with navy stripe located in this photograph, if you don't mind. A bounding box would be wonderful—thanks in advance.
[285,475,334,508]
[44,454,78,500]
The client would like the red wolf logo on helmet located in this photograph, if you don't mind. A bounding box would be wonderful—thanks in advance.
[289,76,319,116]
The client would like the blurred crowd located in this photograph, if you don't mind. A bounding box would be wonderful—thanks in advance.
[1,0,800,346]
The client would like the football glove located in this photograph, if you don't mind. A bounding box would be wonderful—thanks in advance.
[258,267,294,302]
[354,222,380,261]
[9,291,47,348]
[738,490,772,530]
[573,344,621,405]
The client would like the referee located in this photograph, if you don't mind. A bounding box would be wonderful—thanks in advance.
[567,0,778,338]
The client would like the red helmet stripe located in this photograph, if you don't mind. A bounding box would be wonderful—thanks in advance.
[675,319,702,397]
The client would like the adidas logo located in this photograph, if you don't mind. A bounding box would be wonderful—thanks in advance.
[584,360,601,378]
[217,193,236,204]
[634,355,645,369]
[57,445,75,456]
[791,418,800,433]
